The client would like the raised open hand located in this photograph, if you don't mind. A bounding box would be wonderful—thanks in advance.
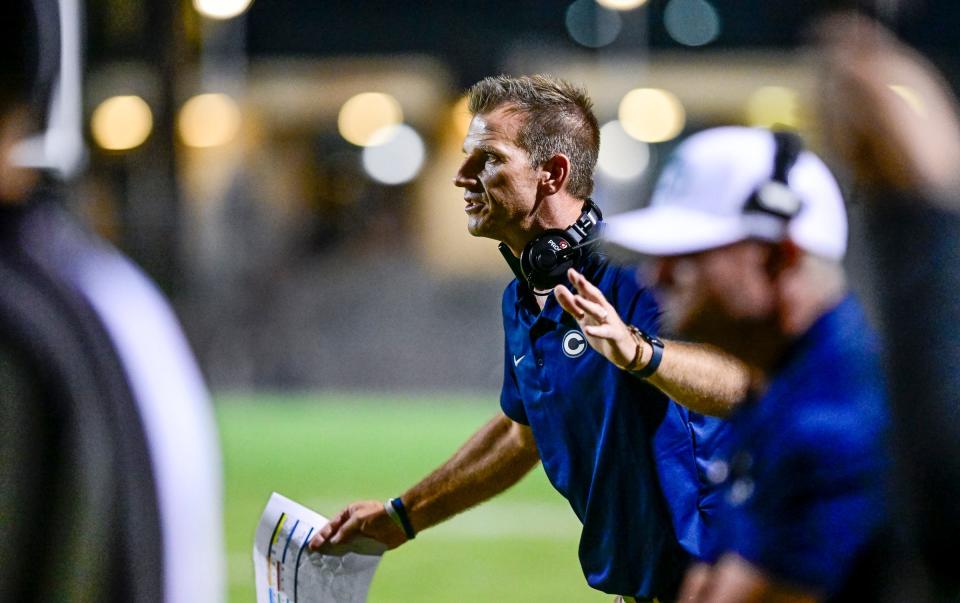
[554,268,642,371]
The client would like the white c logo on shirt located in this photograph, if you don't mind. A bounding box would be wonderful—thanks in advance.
[562,330,587,358]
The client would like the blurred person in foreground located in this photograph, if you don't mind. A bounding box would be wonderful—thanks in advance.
[558,127,890,602]
[818,11,960,600]
[312,75,752,601]
[0,0,224,600]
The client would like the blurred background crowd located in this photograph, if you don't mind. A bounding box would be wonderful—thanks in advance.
[75,0,958,392]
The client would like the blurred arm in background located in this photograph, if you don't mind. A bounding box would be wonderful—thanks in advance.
[817,11,960,601]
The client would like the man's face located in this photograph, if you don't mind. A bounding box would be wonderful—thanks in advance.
[650,241,777,346]
[454,105,541,250]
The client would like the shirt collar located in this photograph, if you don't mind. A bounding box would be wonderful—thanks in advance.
[514,251,606,327]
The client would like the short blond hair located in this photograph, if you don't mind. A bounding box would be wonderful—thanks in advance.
[467,74,600,199]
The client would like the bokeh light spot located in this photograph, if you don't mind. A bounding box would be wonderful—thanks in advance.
[178,93,243,148]
[362,124,426,185]
[598,121,651,181]
[746,86,801,129]
[618,88,686,143]
[193,0,254,20]
[566,0,623,48]
[91,95,153,151]
[663,0,721,47]
[595,0,649,10]
[338,92,404,147]
[451,95,472,142]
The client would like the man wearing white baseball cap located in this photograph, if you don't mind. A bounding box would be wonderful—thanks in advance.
[556,126,890,601]
[602,127,847,261]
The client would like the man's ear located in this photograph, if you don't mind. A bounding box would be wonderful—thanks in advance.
[538,153,570,196]
[765,239,802,278]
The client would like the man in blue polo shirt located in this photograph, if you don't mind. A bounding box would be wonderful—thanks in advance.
[580,126,889,601]
[312,76,749,600]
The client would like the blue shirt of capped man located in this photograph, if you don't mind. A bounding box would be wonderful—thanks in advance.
[502,250,732,597]
[701,295,888,600]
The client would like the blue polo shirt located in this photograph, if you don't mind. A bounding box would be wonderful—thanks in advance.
[702,296,889,597]
[500,253,731,599]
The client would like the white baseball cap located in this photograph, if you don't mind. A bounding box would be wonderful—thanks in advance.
[603,127,848,260]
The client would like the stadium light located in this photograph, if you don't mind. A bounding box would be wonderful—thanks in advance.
[597,120,650,181]
[595,0,649,10]
[663,0,721,47]
[192,0,255,20]
[90,95,153,151]
[338,92,404,147]
[178,93,242,148]
[362,124,425,185]
[566,0,622,48]
[618,88,686,143]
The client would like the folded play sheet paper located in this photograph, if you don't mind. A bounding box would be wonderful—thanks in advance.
[254,493,387,603]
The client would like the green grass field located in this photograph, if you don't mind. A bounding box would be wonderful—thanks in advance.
[217,392,611,602]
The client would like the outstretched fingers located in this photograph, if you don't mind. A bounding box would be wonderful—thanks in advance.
[557,283,609,324]
[554,284,586,319]
[574,296,609,323]
[567,268,609,306]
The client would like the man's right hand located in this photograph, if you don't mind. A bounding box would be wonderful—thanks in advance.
[555,268,640,370]
[308,500,408,551]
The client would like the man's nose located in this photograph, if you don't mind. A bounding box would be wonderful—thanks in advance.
[454,159,478,189]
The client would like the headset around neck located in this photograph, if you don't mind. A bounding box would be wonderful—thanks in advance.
[499,198,603,295]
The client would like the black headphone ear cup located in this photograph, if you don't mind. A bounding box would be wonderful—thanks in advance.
[513,199,601,292]
[520,230,579,292]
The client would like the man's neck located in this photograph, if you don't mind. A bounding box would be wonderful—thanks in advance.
[534,292,548,311]
[503,193,586,257]
[536,192,586,232]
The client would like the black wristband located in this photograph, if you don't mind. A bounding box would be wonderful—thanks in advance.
[627,325,665,379]
[388,497,416,540]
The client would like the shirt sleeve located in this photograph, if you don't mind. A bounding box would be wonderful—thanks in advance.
[499,337,528,425]
[498,284,528,425]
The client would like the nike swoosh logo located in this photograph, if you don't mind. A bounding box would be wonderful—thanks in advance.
[513,354,526,367]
